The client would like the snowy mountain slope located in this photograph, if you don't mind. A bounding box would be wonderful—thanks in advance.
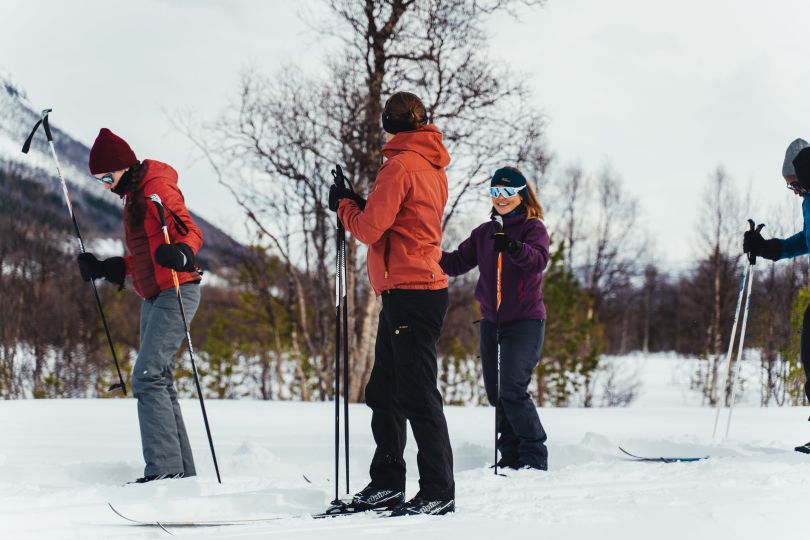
[0,355,807,540]
[0,71,243,269]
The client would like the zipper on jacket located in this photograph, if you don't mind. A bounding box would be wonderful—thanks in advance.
[384,235,391,279]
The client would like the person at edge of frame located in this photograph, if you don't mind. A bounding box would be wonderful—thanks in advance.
[744,138,810,454]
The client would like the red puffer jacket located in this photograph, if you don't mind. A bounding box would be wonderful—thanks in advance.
[338,125,450,295]
[123,160,203,299]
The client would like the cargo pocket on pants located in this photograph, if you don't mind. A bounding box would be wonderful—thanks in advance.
[392,324,414,362]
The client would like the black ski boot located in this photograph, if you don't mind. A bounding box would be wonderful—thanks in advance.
[390,495,455,516]
[490,455,519,470]
[514,455,548,471]
[324,484,405,515]
[129,472,184,484]
[351,484,405,510]
[794,441,810,454]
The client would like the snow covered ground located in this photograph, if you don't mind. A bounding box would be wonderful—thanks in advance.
[1,354,808,539]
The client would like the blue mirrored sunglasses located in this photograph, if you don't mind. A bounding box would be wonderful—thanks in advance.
[95,173,114,185]
[489,186,522,198]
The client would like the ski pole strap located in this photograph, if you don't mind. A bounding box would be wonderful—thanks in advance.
[21,120,42,154]
[166,206,190,237]
[148,195,189,238]
[21,109,54,154]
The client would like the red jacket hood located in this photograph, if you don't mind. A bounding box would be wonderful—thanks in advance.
[382,125,451,168]
[140,159,179,189]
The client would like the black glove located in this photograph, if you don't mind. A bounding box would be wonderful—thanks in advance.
[77,253,126,286]
[154,243,196,272]
[742,223,780,261]
[328,184,366,212]
[492,233,522,254]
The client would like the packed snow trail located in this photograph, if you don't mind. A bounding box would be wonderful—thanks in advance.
[0,356,808,539]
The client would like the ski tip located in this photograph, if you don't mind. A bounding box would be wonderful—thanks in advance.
[156,522,175,536]
[303,474,312,484]
[108,502,139,524]
[618,446,709,462]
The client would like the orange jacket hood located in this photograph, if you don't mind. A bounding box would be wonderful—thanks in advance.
[382,124,451,168]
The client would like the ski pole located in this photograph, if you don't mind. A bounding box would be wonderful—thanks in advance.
[725,224,759,439]
[492,214,504,476]
[332,219,342,503]
[331,165,344,503]
[331,164,354,500]
[21,109,127,396]
[341,227,350,494]
[147,194,222,484]
[711,263,749,439]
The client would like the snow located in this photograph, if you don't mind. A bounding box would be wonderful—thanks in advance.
[1,354,808,539]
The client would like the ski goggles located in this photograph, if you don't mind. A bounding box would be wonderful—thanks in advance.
[489,186,524,198]
[95,172,115,185]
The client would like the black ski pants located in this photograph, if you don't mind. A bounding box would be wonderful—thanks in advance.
[365,288,455,500]
[480,318,548,469]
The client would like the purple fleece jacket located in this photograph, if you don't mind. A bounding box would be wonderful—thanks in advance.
[440,209,549,324]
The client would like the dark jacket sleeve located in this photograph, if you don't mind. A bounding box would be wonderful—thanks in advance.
[509,219,549,273]
[780,230,809,260]
[440,229,479,277]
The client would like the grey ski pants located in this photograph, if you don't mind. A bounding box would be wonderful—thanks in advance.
[132,283,200,477]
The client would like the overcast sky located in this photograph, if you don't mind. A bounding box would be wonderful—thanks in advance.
[3,0,809,268]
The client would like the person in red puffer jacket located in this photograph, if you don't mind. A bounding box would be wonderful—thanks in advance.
[76,128,203,484]
[329,91,455,516]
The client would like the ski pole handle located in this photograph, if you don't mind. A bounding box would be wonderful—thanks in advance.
[148,194,169,240]
[21,108,54,153]
[332,164,346,190]
[42,110,53,142]
[492,214,504,235]
[331,163,357,193]
[147,194,181,290]
[746,219,764,266]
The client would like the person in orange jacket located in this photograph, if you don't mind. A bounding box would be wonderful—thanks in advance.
[329,91,455,516]
[77,128,203,484]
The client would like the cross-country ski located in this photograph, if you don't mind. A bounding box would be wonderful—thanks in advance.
[618,447,709,463]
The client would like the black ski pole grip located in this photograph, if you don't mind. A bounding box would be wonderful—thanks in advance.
[332,164,346,190]
[148,194,168,230]
[745,219,764,266]
[155,203,167,229]
[492,214,504,234]
[42,110,53,142]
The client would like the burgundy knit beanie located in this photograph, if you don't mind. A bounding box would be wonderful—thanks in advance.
[88,128,138,174]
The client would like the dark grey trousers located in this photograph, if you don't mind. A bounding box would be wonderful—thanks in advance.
[480,318,548,469]
[132,283,200,477]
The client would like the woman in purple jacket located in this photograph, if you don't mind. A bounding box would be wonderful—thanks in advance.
[440,167,550,470]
